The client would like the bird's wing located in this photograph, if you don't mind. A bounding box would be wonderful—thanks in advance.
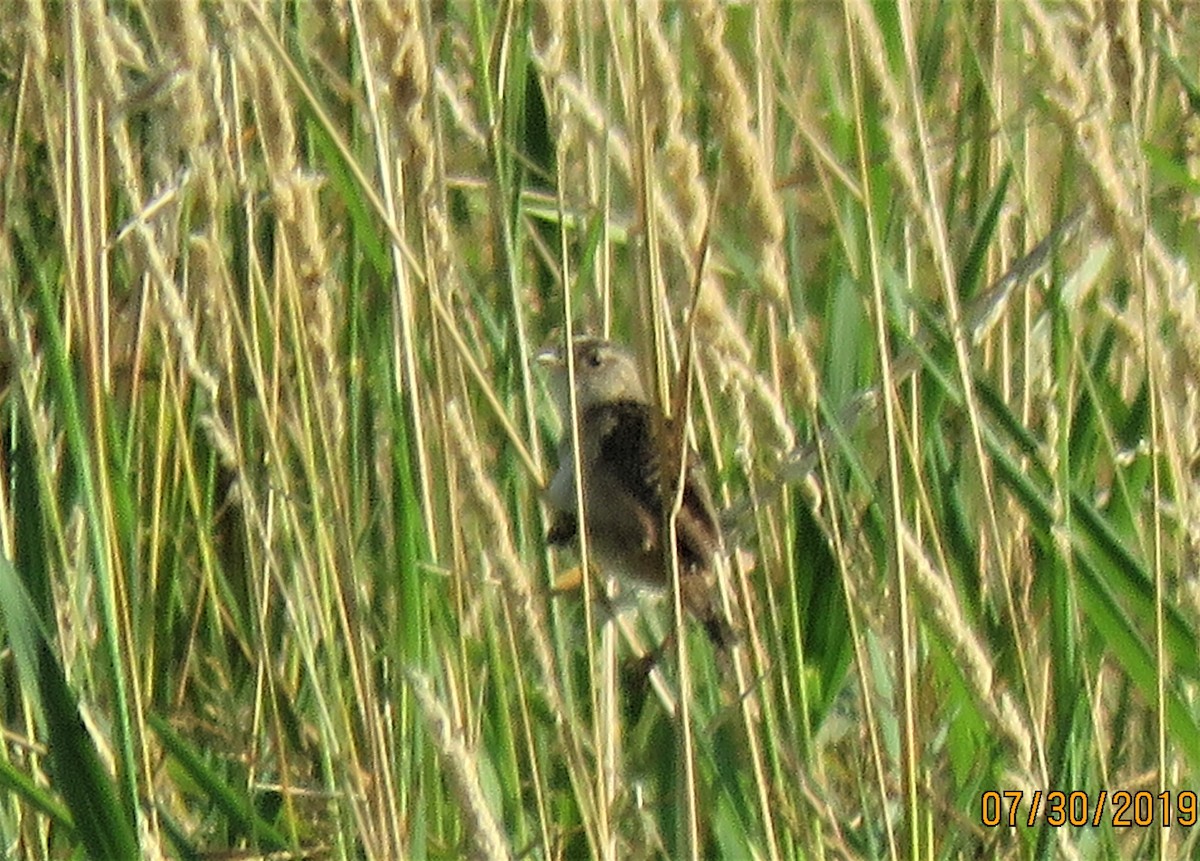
[586,399,721,571]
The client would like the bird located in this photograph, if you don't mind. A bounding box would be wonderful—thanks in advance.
[536,336,735,648]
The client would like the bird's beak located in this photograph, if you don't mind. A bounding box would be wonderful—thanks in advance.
[535,345,564,367]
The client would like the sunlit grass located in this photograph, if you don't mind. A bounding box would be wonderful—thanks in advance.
[1,2,1199,859]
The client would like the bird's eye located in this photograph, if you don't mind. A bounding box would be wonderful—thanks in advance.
[584,349,603,368]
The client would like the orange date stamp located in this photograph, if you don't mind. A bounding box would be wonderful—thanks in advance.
[981,790,1198,828]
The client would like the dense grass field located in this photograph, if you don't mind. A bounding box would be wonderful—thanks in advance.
[2,1,1200,858]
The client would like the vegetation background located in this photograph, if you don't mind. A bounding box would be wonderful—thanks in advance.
[1,1,1199,859]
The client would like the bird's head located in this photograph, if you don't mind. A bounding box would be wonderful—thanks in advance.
[536,336,648,418]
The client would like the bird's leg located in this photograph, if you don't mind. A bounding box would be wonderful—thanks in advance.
[632,625,678,676]
[619,624,678,722]
[546,511,577,546]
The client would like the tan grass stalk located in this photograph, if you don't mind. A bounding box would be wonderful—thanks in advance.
[445,404,562,730]
[75,0,221,420]
[638,0,706,248]
[676,2,818,412]
[370,0,434,195]
[18,0,49,68]
[638,1,814,417]
[686,0,785,303]
[808,432,901,860]
[406,668,512,861]
[444,402,600,849]
[843,0,921,236]
[434,68,488,150]
[709,345,796,457]
[899,526,1034,771]
[532,0,565,78]
[551,66,696,282]
[233,27,340,409]
[1019,1,1184,299]
[1019,21,1196,810]
[843,7,927,850]
[150,0,210,145]
[862,0,1053,794]
[529,9,703,301]
[80,0,144,205]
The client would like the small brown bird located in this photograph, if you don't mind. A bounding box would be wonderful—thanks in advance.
[537,336,734,648]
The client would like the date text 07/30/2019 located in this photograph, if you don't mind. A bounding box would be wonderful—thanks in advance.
[981,790,1196,829]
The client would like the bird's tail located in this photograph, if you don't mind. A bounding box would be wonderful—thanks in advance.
[681,577,738,650]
